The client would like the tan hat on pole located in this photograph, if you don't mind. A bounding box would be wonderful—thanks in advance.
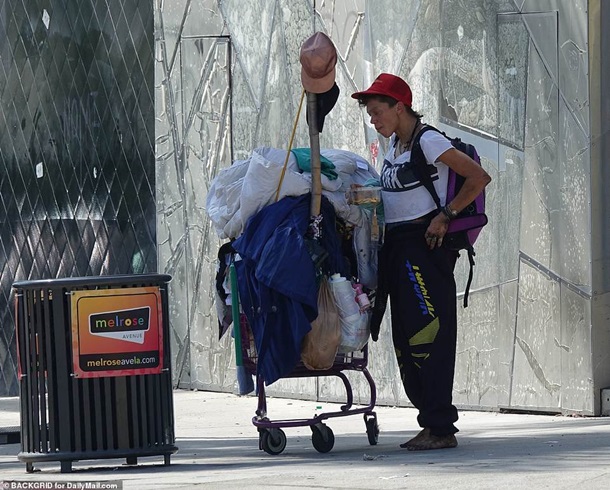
[300,32,337,94]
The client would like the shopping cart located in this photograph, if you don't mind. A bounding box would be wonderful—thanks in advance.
[236,310,379,455]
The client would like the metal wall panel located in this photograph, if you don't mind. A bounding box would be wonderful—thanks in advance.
[151,0,608,414]
[560,285,593,414]
[155,0,235,390]
[511,259,562,411]
[455,287,511,409]
[519,22,559,271]
[1,0,605,414]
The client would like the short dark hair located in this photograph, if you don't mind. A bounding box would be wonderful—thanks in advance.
[357,94,423,119]
[356,93,397,108]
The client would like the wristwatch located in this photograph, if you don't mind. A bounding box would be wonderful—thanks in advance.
[442,204,458,220]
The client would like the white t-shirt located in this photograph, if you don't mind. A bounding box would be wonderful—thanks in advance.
[380,129,453,223]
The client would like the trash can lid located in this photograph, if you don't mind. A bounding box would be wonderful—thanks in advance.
[12,273,172,290]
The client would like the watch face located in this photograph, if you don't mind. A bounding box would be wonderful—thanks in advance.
[445,206,458,218]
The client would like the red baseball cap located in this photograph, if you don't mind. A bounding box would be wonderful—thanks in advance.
[300,32,337,94]
[351,73,412,107]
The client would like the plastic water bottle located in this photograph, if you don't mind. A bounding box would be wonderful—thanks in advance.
[328,274,360,318]
[353,283,371,311]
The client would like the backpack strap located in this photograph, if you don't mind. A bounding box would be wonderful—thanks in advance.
[412,125,474,309]
[410,125,443,210]
[463,247,475,308]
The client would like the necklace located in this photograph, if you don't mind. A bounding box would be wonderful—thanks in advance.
[396,120,421,154]
[398,139,410,152]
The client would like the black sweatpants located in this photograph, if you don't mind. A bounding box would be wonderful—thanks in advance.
[380,223,459,436]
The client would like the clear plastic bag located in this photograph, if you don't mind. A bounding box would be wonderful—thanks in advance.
[338,310,371,353]
[301,277,341,370]
[327,274,370,353]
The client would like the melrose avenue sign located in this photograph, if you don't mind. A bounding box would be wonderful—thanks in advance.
[70,287,164,378]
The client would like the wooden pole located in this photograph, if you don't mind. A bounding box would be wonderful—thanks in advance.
[307,91,322,217]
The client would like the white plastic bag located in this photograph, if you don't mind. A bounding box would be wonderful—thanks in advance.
[239,148,311,231]
[338,311,371,353]
[328,274,370,353]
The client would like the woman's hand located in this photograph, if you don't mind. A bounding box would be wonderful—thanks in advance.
[437,147,492,214]
[423,145,491,250]
[424,213,450,249]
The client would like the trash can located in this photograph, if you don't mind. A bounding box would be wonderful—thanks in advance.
[12,274,177,473]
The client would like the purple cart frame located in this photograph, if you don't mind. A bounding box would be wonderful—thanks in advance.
[239,315,379,455]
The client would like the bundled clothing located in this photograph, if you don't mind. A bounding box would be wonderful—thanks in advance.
[232,194,347,385]
[207,146,380,386]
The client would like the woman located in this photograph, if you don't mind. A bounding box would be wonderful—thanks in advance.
[352,73,491,450]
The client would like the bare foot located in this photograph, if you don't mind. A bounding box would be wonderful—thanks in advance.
[406,432,458,451]
[399,427,430,449]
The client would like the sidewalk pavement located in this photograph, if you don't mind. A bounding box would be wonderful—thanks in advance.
[1,389,610,489]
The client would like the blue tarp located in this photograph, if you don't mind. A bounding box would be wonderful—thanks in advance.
[232,194,347,385]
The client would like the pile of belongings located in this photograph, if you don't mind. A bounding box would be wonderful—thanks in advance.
[207,146,380,385]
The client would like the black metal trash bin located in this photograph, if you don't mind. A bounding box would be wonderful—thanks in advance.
[12,274,177,473]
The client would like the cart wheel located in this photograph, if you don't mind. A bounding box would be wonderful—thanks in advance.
[365,415,379,445]
[260,428,287,455]
[311,423,335,453]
